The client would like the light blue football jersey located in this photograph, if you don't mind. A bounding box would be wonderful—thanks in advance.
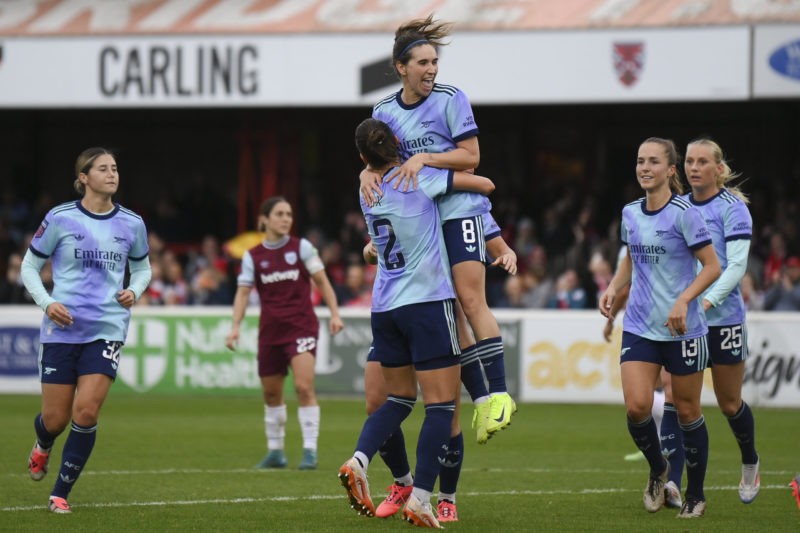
[361,166,456,312]
[29,201,149,343]
[686,189,752,326]
[372,83,490,222]
[621,195,712,341]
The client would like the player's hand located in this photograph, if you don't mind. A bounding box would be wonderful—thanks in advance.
[359,168,383,207]
[599,288,616,319]
[45,302,73,328]
[491,252,517,276]
[329,316,344,336]
[363,241,378,265]
[384,155,423,191]
[702,298,713,312]
[665,299,688,337]
[116,289,135,308]
[225,329,239,351]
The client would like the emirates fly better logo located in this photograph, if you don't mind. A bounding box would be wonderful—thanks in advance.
[613,42,645,87]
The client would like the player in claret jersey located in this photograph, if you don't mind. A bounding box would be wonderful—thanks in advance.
[225,196,344,471]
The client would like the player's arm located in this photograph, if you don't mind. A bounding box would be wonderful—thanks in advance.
[387,136,480,192]
[225,285,251,350]
[452,170,494,196]
[21,249,74,328]
[600,247,632,319]
[311,269,344,336]
[702,239,749,311]
[665,244,721,337]
[486,236,517,275]
[119,256,152,308]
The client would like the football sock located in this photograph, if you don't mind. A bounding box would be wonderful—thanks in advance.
[265,404,287,451]
[681,415,709,501]
[51,421,97,499]
[437,432,464,495]
[378,428,412,480]
[34,413,60,450]
[476,337,507,393]
[627,415,666,477]
[660,402,684,487]
[413,401,455,492]
[652,388,665,438]
[297,405,320,451]
[726,401,758,465]
[459,344,488,401]
[355,395,415,461]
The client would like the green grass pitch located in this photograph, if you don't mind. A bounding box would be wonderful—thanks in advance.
[1,393,798,532]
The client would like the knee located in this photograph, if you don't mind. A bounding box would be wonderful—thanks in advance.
[625,401,652,423]
[718,398,742,418]
[294,383,316,405]
[72,404,100,427]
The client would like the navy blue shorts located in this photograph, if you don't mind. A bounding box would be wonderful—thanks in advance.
[620,331,708,375]
[481,212,502,242]
[39,340,122,384]
[371,300,460,370]
[707,324,748,366]
[443,216,489,266]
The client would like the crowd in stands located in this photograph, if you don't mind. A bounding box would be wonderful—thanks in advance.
[2,187,799,311]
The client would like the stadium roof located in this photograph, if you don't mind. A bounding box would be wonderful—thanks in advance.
[1,0,799,36]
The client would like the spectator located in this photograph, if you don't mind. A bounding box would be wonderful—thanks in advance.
[547,268,587,309]
[763,256,800,311]
[0,252,29,303]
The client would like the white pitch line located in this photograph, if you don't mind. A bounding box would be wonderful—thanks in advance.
[1,485,792,513]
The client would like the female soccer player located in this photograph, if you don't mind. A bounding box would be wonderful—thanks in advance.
[22,147,152,513]
[225,196,344,470]
[359,14,516,522]
[339,117,496,528]
[599,137,720,518]
[676,138,759,502]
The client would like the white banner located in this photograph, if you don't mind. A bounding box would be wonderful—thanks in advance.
[0,26,749,107]
[753,24,800,98]
[517,310,800,408]
[3,306,798,407]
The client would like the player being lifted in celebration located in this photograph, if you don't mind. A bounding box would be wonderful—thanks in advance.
[226,196,344,470]
[599,137,720,518]
[339,117,496,528]
[22,147,152,513]
[359,14,517,522]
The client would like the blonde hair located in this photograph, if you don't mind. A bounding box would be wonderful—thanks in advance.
[641,137,683,194]
[73,147,114,196]
[687,138,749,204]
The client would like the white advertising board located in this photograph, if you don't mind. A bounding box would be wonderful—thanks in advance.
[517,310,800,408]
[0,26,749,107]
[753,24,800,98]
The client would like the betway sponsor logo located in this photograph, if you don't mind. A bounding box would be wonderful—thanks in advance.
[261,269,299,284]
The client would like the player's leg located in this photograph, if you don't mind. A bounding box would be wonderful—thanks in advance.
[29,344,75,484]
[291,349,319,470]
[437,375,463,522]
[671,368,708,518]
[257,345,288,468]
[366,356,414,517]
[659,369,684,508]
[48,371,112,513]
[341,364,417,517]
[712,360,759,502]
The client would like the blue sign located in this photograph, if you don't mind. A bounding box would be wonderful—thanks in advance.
[769,39,800,81]
[0,327,40,376]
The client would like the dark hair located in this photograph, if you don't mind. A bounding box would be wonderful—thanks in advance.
[640,137,683,194]
[258,196,289,231]
[391,14,452,77]
[355,118,399,169]
[74,147,115,196]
